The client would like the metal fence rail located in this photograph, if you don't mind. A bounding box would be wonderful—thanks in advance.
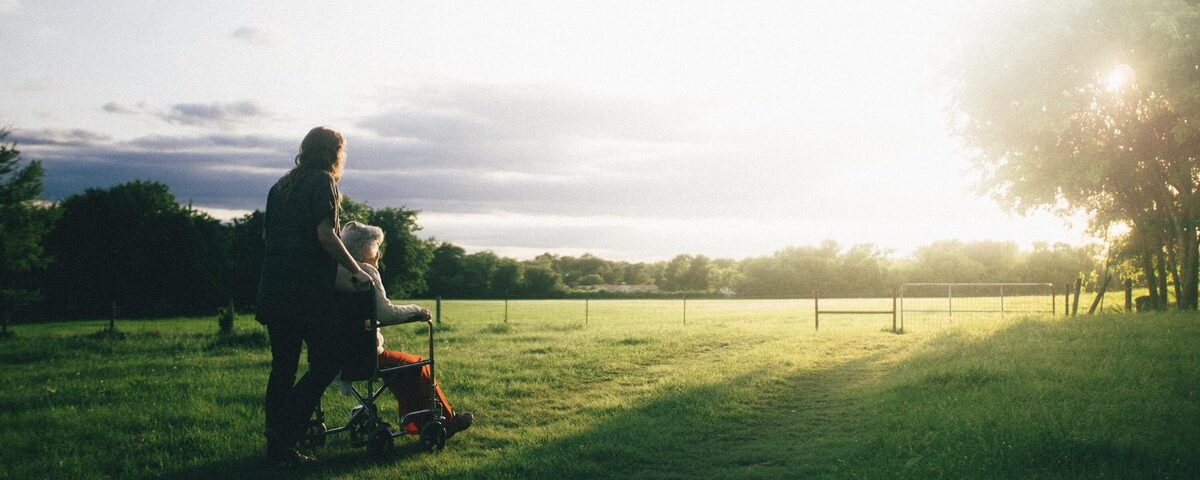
[898,283,1055,329]
[813,290,899,332]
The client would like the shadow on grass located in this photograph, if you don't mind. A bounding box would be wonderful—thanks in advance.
[164,316,1199,479]
[439,318,1196,479]
[207,330,268,350]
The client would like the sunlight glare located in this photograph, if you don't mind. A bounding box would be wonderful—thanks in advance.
[1104,63,1135,92]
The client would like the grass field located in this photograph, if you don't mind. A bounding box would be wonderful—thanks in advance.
[1,298,1197,479]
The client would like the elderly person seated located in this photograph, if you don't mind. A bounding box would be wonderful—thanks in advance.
[334,221,473,437]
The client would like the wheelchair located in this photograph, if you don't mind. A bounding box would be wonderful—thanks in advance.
[301,286,447,457]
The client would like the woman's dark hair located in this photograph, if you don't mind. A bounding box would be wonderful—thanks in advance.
[278,126,346,196]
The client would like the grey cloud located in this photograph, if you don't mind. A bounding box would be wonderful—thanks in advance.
[102,102,148,114]
[20,127,730,218]
[11,128,111,146]
[101,99,270,128]
[162,100,268,127]
[230,26,274,46]
[353,83,704,180]
[125,134,294,153]
[21,132,292,210]
[22,82,760,223]
[361,84,692,144]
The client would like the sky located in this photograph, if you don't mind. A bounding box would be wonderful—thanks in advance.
[2,0,1092,261]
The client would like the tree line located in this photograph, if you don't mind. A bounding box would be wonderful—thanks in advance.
[2,130,1109,324]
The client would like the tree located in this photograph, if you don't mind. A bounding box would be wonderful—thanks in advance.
[522,263,565,296]
[907,241,988,284]
[622,262,654,285]
[577,273,604,286]
[491,258,524,296]
[555,253,608,286]
[41,181,229,320]
[369,207,431,297]
[1021,242,1100,286]
[659,254,693,292]
[425,242,466,297]
[0,131,60,334]
[339,196,373,225]
[461,251,499,296]
[338,197,431,298]
[228,211,264,310]
[683,255,715,291]
[952,0,1200,309]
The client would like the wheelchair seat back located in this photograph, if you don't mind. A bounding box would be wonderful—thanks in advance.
[334,287,377,382]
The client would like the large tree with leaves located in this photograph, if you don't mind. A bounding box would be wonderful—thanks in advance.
[0,131,60,333]
[953,0,1200,309]
[40,181,229,320]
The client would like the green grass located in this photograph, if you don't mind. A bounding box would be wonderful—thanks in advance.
[0,299,1196,479]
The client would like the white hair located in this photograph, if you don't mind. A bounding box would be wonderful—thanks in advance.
[340,221,384,261]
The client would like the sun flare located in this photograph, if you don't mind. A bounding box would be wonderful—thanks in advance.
[1104,63,1136,92]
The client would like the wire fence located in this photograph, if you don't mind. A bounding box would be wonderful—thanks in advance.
[397,283,1060,332]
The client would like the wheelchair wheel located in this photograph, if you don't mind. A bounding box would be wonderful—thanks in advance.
[366,422,394,458]
[348,408,371,447]
[419,421,446,451]
[348,415,369,446]
[300,420,327,449]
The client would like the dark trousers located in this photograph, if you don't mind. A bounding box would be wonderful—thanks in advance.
[265,316,342,452]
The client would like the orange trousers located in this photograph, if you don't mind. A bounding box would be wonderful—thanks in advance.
[377,350,454,434]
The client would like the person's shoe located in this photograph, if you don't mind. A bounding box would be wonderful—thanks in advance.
[265,447,316,467]
[446,411,474,438]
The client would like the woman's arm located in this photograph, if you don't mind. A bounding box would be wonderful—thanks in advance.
[317,215,371,285]
[363,265,431,326]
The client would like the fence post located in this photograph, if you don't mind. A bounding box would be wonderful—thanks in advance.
[1064,281,1071,316]
[1124,279,1133,312]
[892,289,897,333]
[948,284,953,320]
[814,290,819,331]
[1072,276,1082,317]
[1051,284,1056,316]
[1000,284,1005,319]
[435,296,441,325]
[110,300,118,333]
[585,296,589,326]
[682,295,687,325]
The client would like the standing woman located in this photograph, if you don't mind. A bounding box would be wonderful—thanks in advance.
[257,126,372,465]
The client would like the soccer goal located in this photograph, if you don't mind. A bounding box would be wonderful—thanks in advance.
[898,283,1056,328]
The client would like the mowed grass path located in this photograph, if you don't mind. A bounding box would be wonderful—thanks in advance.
[1,299,1197,479]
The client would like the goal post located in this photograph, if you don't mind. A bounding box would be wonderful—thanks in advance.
[899,283,1055,327]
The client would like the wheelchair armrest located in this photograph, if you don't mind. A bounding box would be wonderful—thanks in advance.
[377,311,432,327]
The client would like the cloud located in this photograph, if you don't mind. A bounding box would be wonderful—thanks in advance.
[162,100,268,127]
[101,99,270,129]
[348,83,716,211]
[230,26,275,46]
[10,128,111,146]
[125,133,293,152]
[0,0,18,14]
[102,102,149,114]
[18,131,293,210]
[360,83,694,146]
